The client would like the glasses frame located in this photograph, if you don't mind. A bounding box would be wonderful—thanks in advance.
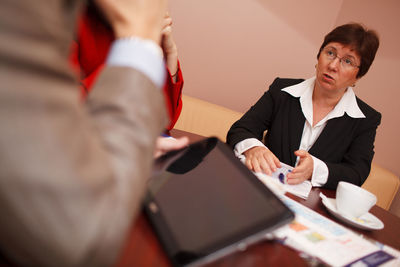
[322,47,360,69]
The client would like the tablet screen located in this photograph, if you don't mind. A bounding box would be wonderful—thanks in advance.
[145,138,294,266]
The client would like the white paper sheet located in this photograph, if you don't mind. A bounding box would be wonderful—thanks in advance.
[237,155,312,199]
[252,162,312,199]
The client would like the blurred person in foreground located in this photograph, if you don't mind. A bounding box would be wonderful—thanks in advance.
[70,2,184,133]
[227,23,380,189]
[0,0,186,266]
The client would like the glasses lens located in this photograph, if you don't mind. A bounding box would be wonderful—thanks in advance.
[324,48,336,59]
[342,57,355,68]
[323,48,358,69]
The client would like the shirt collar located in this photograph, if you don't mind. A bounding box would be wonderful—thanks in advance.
[282,77,365,126]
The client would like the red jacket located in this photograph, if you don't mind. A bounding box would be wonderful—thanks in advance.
[70,6,183,131]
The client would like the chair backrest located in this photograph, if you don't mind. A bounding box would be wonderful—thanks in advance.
[362,163,400,210]
[389,189,400,218]
[173,95,243,142]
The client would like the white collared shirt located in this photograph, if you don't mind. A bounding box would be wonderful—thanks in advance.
[234,77,365,187]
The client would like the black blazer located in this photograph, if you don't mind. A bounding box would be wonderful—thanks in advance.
[227,78,381,189]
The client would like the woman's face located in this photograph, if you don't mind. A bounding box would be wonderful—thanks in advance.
[315,42,361,95]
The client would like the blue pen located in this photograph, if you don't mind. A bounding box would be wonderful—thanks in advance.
[161,133,170,138]
[278,173,285,184]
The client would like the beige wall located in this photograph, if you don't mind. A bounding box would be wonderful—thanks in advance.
[169,0,400,177]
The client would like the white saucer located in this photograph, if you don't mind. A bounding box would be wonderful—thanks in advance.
[320,193,384,230]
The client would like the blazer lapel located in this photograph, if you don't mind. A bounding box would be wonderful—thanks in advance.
[309,117,346,157]
[288,99,305,165]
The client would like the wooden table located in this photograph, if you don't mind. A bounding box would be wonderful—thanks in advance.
[115,129,400,267]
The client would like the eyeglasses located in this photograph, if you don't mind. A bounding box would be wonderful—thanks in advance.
[322,47,360,69]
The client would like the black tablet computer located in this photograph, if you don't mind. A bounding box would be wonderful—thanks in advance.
[144,137,294,267]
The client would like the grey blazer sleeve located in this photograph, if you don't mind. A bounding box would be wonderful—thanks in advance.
[0,1,166,266]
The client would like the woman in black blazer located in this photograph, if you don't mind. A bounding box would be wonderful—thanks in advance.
[227,23,381,189]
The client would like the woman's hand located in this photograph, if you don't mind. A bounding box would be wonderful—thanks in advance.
[161,13,179,81]
[286,150,313,184]
[243,146,281,175]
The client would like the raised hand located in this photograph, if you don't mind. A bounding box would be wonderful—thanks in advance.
[161,13,179,79]
[94,0,167,43]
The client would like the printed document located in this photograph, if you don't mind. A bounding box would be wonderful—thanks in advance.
[271,195,399,267]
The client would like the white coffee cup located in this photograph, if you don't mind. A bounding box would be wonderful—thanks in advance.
[336,181,377,218]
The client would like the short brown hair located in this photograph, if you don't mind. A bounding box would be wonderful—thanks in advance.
[317,23,379,78]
